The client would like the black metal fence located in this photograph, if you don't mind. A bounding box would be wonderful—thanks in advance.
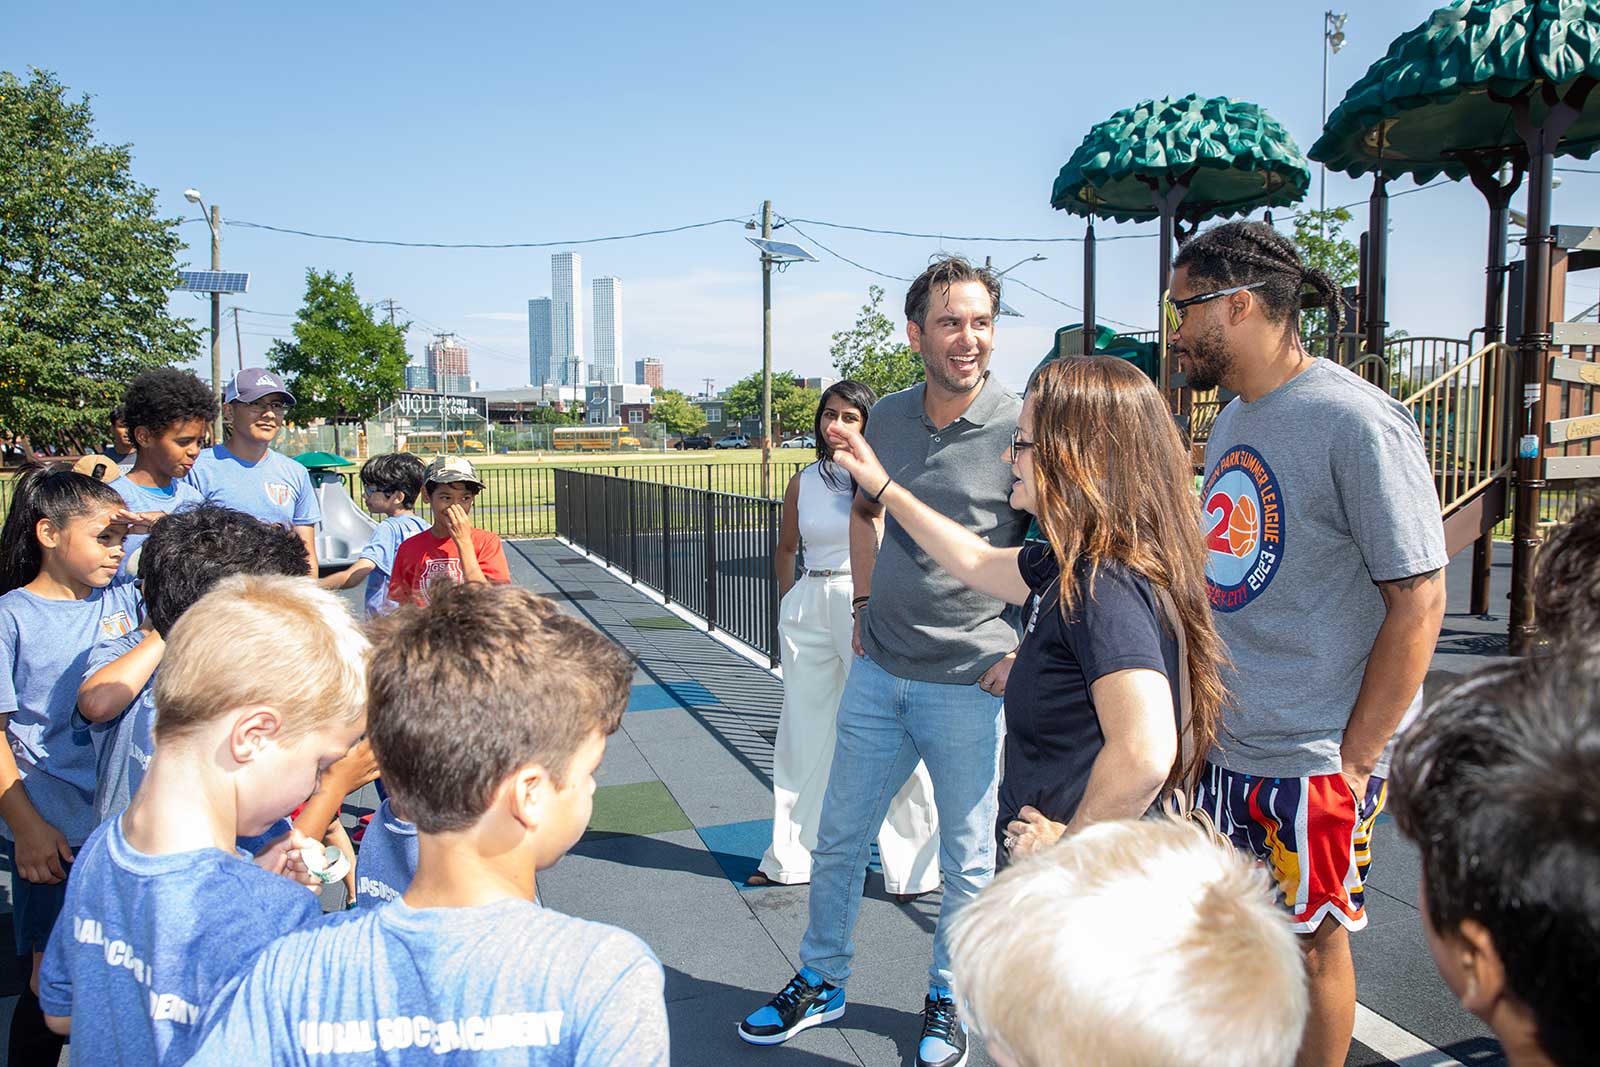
[554,467,784,665]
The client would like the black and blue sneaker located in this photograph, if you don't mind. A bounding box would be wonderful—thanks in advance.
[917,986,967,1067]
[738,968,845,1045]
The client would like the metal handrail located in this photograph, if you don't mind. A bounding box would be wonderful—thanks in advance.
[1400,342,1513,519]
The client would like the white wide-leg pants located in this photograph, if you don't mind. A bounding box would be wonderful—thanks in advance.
[758,573,941,893]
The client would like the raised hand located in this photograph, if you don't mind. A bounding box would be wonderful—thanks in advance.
[823,422,889,498]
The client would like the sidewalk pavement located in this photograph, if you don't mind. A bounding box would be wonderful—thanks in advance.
[0,538,1516,1066]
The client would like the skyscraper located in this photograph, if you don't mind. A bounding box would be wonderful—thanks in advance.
[550,252,583,386]
[404,362,435,391]
[426,333,471,395]
[635,357,663,389]
[528,297,553,387]
[592,277,622,385]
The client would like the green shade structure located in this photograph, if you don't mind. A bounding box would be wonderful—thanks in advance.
[292,450,356,470]
[1051,94,1311,394]
[1310,0,1599,646]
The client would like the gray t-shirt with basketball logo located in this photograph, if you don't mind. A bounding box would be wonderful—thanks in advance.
[1201,358,1448,778]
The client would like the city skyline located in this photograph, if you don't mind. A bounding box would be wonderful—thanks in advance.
[425,333,471,394]
[527,297,552,387]
[550,252,583,387]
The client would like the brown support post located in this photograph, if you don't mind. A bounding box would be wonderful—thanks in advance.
[1364,175,1389,362]
[1149,176,1192,413]
[1083,217,1097,343]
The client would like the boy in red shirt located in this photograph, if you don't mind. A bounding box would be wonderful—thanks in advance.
[386,456,510,607]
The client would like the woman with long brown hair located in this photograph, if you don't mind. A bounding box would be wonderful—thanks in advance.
[823,356,1226,861]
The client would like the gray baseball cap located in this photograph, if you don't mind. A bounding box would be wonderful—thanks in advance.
[225,367,296,406]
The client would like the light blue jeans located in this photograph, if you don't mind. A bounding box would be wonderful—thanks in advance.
[799,653,1004,989]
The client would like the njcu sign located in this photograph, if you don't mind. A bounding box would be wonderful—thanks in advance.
[394,391,487,420]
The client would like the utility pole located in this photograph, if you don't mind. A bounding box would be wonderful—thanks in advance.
[761,199,774,497]
[702,377,716,398]
[210,204,223,442]
[231,307,243,372]
[1321,12,1348,240]
[379,298,401,327]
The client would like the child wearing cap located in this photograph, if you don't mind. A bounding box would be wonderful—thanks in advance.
[187,583,669,1066]
[39,575,369,1064]
[184,367,319,573]
[385,455,510,608]
[108,369,216,576]
[318,452,429,617]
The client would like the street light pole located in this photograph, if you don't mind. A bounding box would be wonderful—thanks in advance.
[1321,12,1348,239]
[761,199,773,498]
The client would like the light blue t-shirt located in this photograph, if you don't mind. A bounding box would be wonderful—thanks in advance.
[189,898,669,1066]
[185,444,320,530]
[358,515,428,617]
[76,630,156,825]
[0,580,143,846]
[111,476,205,576]
[354,799,417,907]
[38,815,322,1065]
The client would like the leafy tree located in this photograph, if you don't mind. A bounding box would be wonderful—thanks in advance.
[522,404,582,426]
[830,285,924,397]
[268,269,409,422]
[0,68,202,453]
[722,369,800,424]
[1291,208,1360,347]
[775,386,820,438]
[650,388,706,436]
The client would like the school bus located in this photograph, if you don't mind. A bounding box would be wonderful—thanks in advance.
[551,426,643,452]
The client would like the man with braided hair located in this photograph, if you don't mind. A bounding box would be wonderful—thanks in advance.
[1170,220,1448,1067]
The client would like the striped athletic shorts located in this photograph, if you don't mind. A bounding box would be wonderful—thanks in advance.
[1195,761,1387,934]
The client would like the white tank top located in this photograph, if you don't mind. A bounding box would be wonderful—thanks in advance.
[796,461,853,572]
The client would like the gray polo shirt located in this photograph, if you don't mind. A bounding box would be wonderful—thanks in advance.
[860,375,1029,685]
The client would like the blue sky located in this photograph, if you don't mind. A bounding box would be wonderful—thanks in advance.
[7,1,1597,394]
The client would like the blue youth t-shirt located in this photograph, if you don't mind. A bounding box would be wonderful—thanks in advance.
[112,477,204,576]
[358,515,428,617]
[0,580,142,846]
[75,630,157,825]
[185,444,320,530]
[189,898,669,1066]
[354,799,417,907]
[37,814,322,1064]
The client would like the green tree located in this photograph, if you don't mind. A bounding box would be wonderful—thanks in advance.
[0,68,202,452]
[650,388,706,436]
[830,285,924,397]
[1291,208,1360,347]
[722,369,800,424]
[268,269,409,421]
[775,386,821,439]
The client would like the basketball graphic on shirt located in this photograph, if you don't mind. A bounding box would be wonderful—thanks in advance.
[1227,495,1258,557]
[264,482,293,507]
[1202,445,1286,613]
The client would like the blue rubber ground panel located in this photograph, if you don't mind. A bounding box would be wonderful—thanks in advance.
[627,680,720,713]
[695,818,771,887]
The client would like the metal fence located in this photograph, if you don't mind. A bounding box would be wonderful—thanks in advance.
[554,467,785,665]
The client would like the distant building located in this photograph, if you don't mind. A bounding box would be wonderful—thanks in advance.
[591,277,622,385]
[801,375,838,393]
[635,357,664,389]
[585,382,653,425]
[404,363,435,391]
[551,253,583,386]
[528,297,553,387]
[693,394,728,436]
[425,334,470,395]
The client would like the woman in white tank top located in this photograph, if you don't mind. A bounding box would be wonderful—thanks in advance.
[751,382,941,897]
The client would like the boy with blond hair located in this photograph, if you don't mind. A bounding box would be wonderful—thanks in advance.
[39,576,370,1064]
[189,582,668,1065]
[947,819,1308,1067]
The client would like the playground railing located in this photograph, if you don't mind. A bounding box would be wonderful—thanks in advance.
[1401,341,1514,521]
[554,467,783,665]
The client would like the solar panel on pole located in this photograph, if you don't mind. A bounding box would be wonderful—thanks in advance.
[175,270,251,293]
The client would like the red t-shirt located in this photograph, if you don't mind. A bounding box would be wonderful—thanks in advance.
[386,528,511,607]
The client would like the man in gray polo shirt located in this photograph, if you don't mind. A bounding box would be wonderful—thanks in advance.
[740,257,1027,1067]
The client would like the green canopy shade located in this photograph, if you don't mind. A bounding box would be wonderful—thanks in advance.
[1050,94,1312,223]
[293,450,355,470]
[1310,0,1600,182]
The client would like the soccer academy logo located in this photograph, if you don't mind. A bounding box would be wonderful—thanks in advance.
[99,610,135,640]
[1202,445,1285,613]
[264,482,294,507]
[419,558,464,603]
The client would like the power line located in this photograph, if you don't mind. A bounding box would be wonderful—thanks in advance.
[224,216,747,249]
[1555,166,1598,175]
[784,217,1158,244]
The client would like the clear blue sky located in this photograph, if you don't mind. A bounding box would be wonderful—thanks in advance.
[6,1,1597,394]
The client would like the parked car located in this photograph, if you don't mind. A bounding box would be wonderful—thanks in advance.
[779,434,815,449]
[673,434,713,450]
[714,433,750,449]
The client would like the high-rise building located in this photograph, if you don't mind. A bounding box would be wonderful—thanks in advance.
[528,297,553,387]
[426,333,472,395]
[551,252,583,386]
[404,363,435,391]
[591,277,621,385]
[635,357,663,389]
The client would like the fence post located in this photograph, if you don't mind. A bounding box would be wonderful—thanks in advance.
[703,489,717,633]
[600,474,612,565]
[661,482,673,605]
[627,479,638,584]
[766,498,780,667]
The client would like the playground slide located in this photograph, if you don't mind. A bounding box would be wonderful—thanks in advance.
[309,470,377,569]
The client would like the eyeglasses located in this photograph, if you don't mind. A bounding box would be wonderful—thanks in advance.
[1010,428,1035,456]
[1162,282,1266,333]
[239,398,290,415]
